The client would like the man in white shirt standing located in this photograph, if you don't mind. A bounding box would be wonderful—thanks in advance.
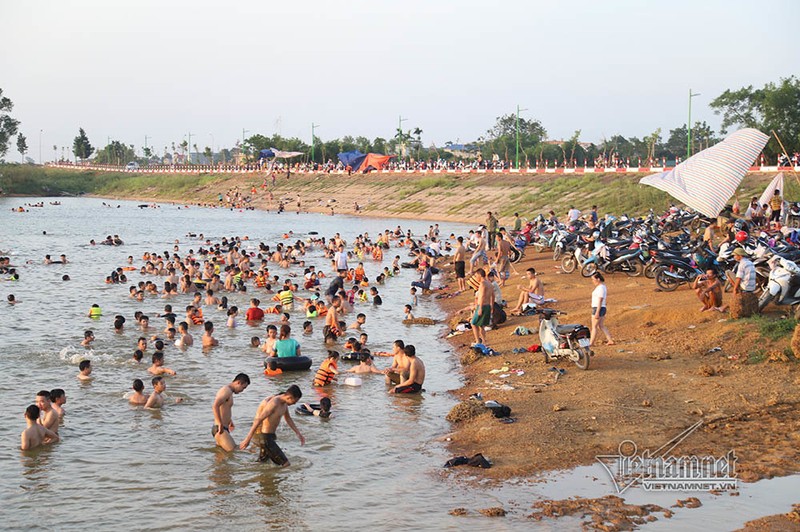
[567,206,582,224]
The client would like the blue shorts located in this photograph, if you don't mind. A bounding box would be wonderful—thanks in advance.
[591,307,607,317]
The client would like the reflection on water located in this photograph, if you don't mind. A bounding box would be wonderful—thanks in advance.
[1,196,798,531]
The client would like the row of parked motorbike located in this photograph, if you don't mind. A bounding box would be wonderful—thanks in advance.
[510,208,800,318]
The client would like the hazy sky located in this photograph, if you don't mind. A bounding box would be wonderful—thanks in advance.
[2,0,797,159]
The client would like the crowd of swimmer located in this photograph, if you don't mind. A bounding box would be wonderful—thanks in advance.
[22,225,446,464]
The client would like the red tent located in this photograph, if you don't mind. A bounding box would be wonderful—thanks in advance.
[360,153,394,172]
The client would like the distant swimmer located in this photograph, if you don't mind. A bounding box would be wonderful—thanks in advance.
[148,352,176,376]
[176,322,193,347]
[296,397,332,418]
[202,321,219,348]
[77,359,93,381]
[50,389,67,419]
[21,405,59,450]
[36,390,59,433]
[144,376,182,408]
[129,379,148,405]
[212,373,251,452]
[81,330,95,347]
[346,355,383,375]
[239,385,305,466]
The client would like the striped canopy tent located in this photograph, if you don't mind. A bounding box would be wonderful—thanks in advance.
[639,128,770,218]
[758,172,784,207]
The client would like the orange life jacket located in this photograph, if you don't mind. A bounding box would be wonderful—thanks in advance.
[313,359,337,386]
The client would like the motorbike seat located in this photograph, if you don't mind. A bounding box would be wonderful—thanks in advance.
[555,324,583,335]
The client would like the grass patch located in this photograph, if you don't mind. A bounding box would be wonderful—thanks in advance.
[745,315,797,341]
[747,349,768,364]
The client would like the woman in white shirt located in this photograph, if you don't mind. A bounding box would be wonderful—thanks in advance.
[590,273,614,346]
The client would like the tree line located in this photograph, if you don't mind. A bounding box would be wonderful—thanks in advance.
[1,77,797,167]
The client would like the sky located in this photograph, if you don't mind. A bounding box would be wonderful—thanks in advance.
[2,0,798,160]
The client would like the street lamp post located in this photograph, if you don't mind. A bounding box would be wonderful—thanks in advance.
[311,123,320,163]
[687,89,701,159]
[187,132,193,164]
[241,128,249,165]
[209,133,214,165]
[39,129,43,164]
[516,105,528,169]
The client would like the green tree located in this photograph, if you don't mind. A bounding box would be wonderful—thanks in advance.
[95,140,135,165]
[72,128,94,161]
[203,146,212,165]
[16,133,27,162]
[665,122,717,160]
[710,76,800,160]
[0,88,21,160]
[372,137,387,155]
[484,114,546,163]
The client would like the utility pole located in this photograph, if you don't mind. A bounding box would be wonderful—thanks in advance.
[516,105,528,169]
[311,123,320,163]
[187,132,193,164]
[687,89,701,159]
[39,129,43,165]
[209,133,214,164]
[144,135,149,154]
[241,128,249,164]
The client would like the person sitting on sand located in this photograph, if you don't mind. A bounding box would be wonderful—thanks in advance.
[509,267,545,315]
[692,269,727,312]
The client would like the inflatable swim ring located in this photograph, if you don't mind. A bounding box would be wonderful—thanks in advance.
[340,351,370,362]
[264,356,313,371]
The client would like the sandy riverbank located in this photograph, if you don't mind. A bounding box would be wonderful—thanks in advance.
[435,248,800,488]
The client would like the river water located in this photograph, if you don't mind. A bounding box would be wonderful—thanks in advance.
[0,196,797,531]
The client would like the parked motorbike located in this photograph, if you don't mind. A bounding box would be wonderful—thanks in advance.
[758,256,800,315]
[580,243,644,277]
[533,308,591,370]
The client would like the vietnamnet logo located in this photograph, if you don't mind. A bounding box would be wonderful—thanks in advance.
[596,420,738,493]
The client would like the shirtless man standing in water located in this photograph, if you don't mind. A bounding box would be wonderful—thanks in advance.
[212,373,251,452]
[21,405,59,450]
[391,344,426,394]
[36,391,60,433]
[239,385,305,466]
